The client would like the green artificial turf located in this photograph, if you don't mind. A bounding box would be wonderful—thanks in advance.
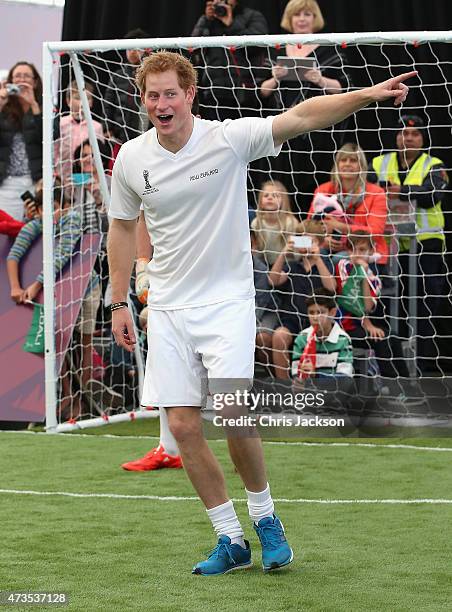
[0,430,451,611]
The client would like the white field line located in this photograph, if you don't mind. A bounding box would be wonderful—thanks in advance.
[0,488,451,504]
[1,430,452,453]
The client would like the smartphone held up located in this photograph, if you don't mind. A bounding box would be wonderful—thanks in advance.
[292,235,312,249]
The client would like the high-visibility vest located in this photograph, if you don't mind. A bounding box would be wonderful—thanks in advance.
[372,152,445,246]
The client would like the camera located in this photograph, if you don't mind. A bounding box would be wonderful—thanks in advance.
[213,2,228,17]
[6,83,21,96]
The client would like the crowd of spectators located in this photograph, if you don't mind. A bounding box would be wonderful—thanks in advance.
[0,0,449,421]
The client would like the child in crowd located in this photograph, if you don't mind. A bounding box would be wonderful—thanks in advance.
[336,230,410,379]
[251,180,298,266]
[292,288,354,382]
[269,219,336,378]
[71,138,109,235]
[54,80,104,185]
[6,183,81,303]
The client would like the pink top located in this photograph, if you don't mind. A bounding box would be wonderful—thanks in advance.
[54,114,104,184]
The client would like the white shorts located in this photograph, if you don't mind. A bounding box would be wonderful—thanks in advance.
[142,298,256,407]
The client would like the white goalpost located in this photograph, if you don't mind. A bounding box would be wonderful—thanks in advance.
[41,31,452,432]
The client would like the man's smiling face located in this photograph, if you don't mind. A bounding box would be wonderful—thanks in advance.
[142,69,195,146]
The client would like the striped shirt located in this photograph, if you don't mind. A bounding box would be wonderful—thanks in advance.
[292,323,354,378]
[7,209,99,293]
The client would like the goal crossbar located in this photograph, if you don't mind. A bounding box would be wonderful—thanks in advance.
[44,31,452,53]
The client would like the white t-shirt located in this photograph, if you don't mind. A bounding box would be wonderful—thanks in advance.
[109,116,281,310]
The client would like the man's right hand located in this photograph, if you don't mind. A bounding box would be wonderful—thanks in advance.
[112,307,137,353]
[205,1,215,20]
[368,71,417,107]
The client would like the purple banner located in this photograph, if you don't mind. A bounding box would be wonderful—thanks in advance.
[0,233,101,422]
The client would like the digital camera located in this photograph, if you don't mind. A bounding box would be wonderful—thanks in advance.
[213,2,228,17]
[6,83,21,96]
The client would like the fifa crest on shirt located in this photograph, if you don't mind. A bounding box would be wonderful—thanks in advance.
[143,170,151,190]
[142,169,159,195]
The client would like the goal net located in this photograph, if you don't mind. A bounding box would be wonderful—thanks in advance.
[41,32,452,432]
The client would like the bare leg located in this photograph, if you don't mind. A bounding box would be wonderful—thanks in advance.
[166,407,229,509]
[227,436,268,492]
[255,330,273,371]
[272,326,293,379]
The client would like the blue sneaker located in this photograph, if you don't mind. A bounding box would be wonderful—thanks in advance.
[192,535,252,576]
[253,515,293,571]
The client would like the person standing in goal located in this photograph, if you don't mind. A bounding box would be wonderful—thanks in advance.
[107,50,415,576]
[121,211,183,472]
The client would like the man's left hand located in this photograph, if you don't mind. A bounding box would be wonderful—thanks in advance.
[369,71,418,106]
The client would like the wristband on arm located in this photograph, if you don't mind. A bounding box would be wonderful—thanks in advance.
[110,301,128,312]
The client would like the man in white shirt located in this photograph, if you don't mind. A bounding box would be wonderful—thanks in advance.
[107,51,414,576]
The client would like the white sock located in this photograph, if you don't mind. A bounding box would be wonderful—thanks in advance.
[206,500,245,547]
[246,483,275,524]
[158,407,179,456]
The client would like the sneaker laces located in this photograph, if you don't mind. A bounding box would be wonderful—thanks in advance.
[256,521,285,550]
[143,447,160,459]
[205,541,236,564]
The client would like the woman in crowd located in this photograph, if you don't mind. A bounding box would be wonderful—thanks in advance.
[259,0,350,212]
[0,61,43,220]
[307,143,388,266]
